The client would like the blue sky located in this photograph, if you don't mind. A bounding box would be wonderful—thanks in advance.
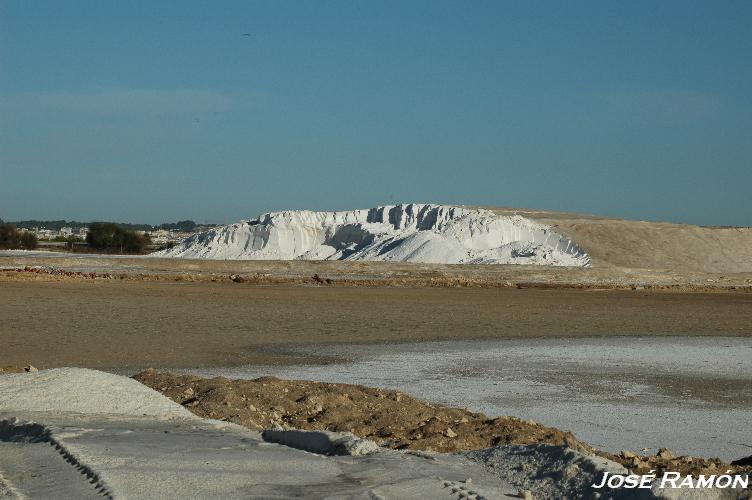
[1,1,750,225]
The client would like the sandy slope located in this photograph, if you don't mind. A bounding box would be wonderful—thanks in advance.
[487,207,752,273]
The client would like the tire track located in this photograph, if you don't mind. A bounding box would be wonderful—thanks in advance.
[0,419,113,499]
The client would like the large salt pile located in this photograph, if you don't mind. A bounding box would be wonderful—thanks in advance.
[156,204,591,267]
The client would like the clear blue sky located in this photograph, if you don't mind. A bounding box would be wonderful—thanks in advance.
[1,1,750,226]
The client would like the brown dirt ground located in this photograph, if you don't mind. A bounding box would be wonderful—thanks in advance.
[0,366,28,373]
[2,256,752,291]
[132,369,588,454]
[133,369,752,478]
[2,279,751,369]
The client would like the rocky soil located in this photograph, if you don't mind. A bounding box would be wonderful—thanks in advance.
[2,258,752,292]
[134,370,752,478]
[133,369,588,454]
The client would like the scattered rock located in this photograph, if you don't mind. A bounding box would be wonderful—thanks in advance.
[627,457,642,468]
[517,489,534,499]
[24,365,38,373]
[657,448,676,459]
[229,274,245,283]
[0,366,27,374]
[562,463,579,480]
[445,428,457,438]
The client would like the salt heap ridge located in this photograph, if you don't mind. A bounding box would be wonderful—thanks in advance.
[157,204,591,267]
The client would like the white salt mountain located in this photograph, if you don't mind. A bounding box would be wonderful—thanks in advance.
[157,204,591,267]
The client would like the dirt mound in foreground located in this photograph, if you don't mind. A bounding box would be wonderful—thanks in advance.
[133,369,752,478]
[133,369,589,454]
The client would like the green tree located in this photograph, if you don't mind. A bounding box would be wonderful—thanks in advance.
[0,224,20,249]
[0,224,36,250]
[86,222,151,254]
[20,231,38,250]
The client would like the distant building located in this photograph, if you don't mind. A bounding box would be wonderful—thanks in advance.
[34,229,55,240]
[149,229,172,244]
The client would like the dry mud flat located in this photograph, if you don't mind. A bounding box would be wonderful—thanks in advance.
[1,278,751,368]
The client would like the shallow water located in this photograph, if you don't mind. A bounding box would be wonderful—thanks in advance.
[183,336,752,461]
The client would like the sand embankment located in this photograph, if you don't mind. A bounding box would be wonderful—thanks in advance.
[488,208,752,273]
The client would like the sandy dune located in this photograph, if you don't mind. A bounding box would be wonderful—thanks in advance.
[488,207,752,273]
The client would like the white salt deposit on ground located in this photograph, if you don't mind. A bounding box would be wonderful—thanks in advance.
[0,368,194,419]
[187,337,752,462]
[1,369,740,498]
[463,444,630,500]
[156,203,592,267]
[0,369,517,499]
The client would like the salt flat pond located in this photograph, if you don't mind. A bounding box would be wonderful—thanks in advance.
[185,336,752,462]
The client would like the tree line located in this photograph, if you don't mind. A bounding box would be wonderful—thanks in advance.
[85,223,151,254]
[7,219,211,232]
[0,222,151,254]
